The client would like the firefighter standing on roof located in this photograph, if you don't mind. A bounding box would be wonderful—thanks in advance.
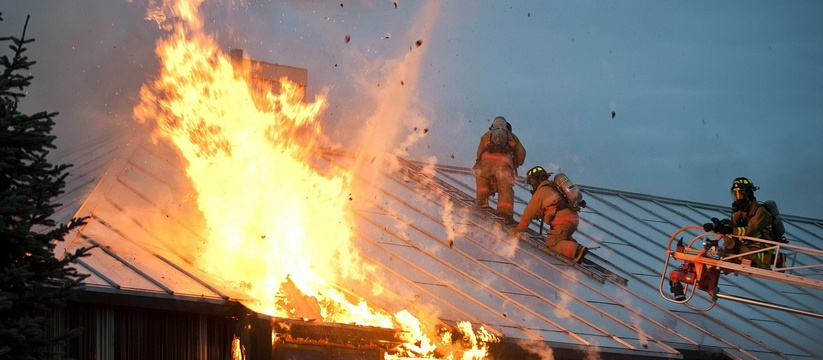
[473,116,526,225]
[507,166,588,263]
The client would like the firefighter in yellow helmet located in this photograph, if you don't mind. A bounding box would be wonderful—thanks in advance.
[703,177,776,269]
[473,116,526,225]
[507,166,587,263]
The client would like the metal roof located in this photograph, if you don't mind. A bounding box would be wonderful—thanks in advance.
[52,130,823,359]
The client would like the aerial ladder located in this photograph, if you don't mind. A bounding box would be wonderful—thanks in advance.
[659,225,823,319]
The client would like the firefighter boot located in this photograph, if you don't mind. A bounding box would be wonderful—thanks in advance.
[573,245,588,264]
[501,214,516,226]
[476,197,490,210]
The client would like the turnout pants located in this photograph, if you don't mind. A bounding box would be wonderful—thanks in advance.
[474,160,515,217]
[545,213,586,262]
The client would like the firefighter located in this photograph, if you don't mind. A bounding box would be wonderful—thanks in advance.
[473,116,526,225]
[507,166,587,263]
[703,177,777,269]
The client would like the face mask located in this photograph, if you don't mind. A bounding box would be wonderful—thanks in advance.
[732,199,749,212]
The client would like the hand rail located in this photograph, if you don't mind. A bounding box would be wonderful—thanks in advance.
[659,226,823,318]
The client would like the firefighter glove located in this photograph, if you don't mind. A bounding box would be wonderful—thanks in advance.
[507,227,521,237]
[709,217,732,235]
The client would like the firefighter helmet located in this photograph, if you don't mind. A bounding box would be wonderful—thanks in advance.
[525,166,550,191]
[731,177,759,201]
[490,116,507,130]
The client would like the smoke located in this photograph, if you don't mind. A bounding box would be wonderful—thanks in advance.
[496,227,521,259]
[414,159,471,249]
[584,344,603,360]
[516,339,555,360]
[326,0,458,261]
[346,2,441,182]
[551,292,574,320]
[614,288,650,349]
[1,2,162,158]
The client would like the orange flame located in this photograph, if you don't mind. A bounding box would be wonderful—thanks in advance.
[135,0,371,321]
[134,1,496,359]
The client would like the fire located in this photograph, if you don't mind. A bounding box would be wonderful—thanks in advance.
[134,1,496,359]
[136,0,374,323]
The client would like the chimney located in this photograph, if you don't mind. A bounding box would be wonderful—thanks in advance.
[230,49,244,64]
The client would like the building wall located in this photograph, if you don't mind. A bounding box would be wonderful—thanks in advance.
[273,344,382,360]
[54,302,245,360]
[50,300,386,360]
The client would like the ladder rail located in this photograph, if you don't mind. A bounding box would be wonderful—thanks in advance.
[660,226,823,317]
[672,227,823,282]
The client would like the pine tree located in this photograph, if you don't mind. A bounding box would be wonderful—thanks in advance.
[1,14,91,360]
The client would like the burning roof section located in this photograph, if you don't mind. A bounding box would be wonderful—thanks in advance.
[52,129,823,359]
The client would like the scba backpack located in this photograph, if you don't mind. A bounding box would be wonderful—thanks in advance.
[553,173,587,212]
[760,200,788,243]
[486,122,512,154]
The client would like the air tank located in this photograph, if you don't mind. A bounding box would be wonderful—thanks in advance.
[553,173,585,210]
[762,199,786,241]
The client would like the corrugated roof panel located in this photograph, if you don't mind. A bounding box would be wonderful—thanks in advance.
[354,184,652,352]
[52,130,823,359]
[574,189,823,357]
[351,233,534,339]
[70,235,169,294]
[53,135,240,307]
[415,160,823,357]
[785,221,823,249]
[45,135,126,235]
[433,166,822,355]
[376,166,682,355]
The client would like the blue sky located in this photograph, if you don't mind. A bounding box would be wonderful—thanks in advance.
[2,1,821,218]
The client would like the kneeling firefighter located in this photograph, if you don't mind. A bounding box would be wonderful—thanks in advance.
[508,166,588,263]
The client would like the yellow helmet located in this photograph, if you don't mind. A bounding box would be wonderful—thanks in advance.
[525,166,550,192]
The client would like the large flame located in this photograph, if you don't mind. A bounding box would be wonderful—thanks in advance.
[136,0,371,322]
[134,1,496,359]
